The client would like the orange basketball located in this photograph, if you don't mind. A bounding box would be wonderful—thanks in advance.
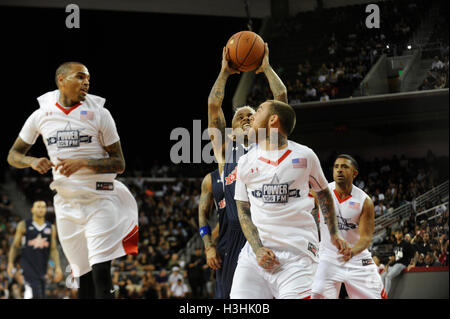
[226,31,265,72]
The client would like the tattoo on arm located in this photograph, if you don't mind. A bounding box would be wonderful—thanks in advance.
[264,66,288,103]
[316,188,338,236]
[208,73,229,159]
[86,141,125,174]
[236,200,263,254]
[198,175,214,248]
[7,138,35,168]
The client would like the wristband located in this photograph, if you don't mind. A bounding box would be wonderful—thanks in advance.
[199,226,211,238]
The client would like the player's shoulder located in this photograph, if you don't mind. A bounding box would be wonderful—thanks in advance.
[288,140,315,155]
[85,93,106,110]
[352,184,371,202]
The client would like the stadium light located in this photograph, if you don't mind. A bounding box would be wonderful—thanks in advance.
[386,44,390,49]
[407,44,412,50]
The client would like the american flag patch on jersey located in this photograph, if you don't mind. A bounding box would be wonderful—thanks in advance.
[349,201,360,209]
[292,158,307,168]
[80,110,94,121]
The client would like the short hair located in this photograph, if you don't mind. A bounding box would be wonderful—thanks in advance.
[55,62,84,87]
[336,154,359,171]
[232,105,255,123]
[267,100,296,136]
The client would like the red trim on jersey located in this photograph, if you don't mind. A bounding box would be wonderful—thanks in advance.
[333,189,352,203]
[303,296,311,299]
[122,225,139,256]
[381,288,388,299]
[55,102,82,115]
[257,149,292,166]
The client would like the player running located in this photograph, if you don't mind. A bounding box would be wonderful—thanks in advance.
[7,62,138,299]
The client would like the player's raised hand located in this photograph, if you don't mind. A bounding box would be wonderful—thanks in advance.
[255,43,270,74]
[221,47,240,75]
[205,245,222,270]
[55,158,87,177]
[31,157,54,174]
[256,247,280,270]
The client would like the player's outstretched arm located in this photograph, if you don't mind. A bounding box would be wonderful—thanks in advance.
[255,43,288,103]
[343,197,375,261]
[208,47,240,163]
[198,174,221,269]
[316,188,347,253]
[50,225,63,282]
[7,220,25,278]
[7,137,54,174]
[236,200,280,270]
[55,140,125,176]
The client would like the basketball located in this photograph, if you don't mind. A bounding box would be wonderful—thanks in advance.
[226,31,265,72]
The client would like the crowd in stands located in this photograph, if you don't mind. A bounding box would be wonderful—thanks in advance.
[419,55,449,90]
[247,0,432,106]
[1,149,448,298]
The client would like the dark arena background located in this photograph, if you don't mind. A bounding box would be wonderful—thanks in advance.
[0,0,448,311]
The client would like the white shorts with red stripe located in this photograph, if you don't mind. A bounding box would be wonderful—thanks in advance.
[53,179,138,277]
[230,243,317,299]
[311,259,387,299]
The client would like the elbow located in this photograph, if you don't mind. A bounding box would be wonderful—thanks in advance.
[117,159,125,175]
[7,151,16,168]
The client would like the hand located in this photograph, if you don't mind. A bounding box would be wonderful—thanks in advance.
[256,247,280,270]
[205,245,221,270]
[7,263,14,278]
[255,43,270,74]
[341,247,353,262]
[31,157,54,174]
[54,268,63,282]
[330,234,348,254]
[221,47,240,75]
[55,158,87,177]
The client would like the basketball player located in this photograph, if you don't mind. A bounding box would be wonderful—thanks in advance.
[206,43,287,298]
[7,200,63,299]
[7,62,139,299]
[311,155,386,299]
[198,167,225,298]
[231,100,347,299]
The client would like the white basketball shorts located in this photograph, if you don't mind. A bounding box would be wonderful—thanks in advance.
[230,243,318,299]
[311,258,387,299]
[53,179,138,277]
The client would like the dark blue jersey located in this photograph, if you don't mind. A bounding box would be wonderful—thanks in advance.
[223,140,248,225]
[211,168,227,254]
[21,219,52,281]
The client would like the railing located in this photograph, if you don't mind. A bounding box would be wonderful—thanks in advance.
[374,180,449,235]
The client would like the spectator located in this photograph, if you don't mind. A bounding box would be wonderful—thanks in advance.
[168,266,183,287]
[187,248,207,299]
[169,278,188,299]
[320,91,330,102]
[431,56,445,71]
[381,228,415,297]
[424,252,441,267]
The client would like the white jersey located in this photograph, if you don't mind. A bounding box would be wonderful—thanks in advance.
[318,181,372,266]
[234,140,329,260]
[19,90,120,191]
